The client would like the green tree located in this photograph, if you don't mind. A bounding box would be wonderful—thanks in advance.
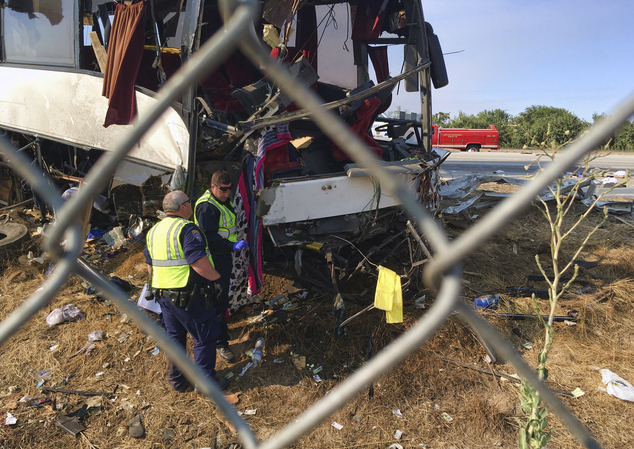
[432,111,451,128]
[510,106,588,149]
[593,113,634,151]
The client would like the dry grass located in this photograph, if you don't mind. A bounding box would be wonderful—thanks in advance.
[0,200,634,449]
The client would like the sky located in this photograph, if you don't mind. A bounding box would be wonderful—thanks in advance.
[389,0,634,122]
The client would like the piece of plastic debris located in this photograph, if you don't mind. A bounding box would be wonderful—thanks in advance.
[474,294,499,310]
[5,412,17,426]
[95,372,104,377]
[393,409,403,418]
[273,358,284,363]
[522,342,533,349]
[88,331,104,342]
[434,404,440,410]
[49,344,59,351]
[600,369,634,402]
[484,355,492,364]
[331,422,343,430]
[244,409,257,415]
[37,380,44,387]
[239,362,253,377]
[394,429,403,440]
[442,412,453,422]
[415,296,426,309]
[35,369,53,381]
[44,264,57,276]
[118,333,129,343]
[312,366,323,375]
[564,320,577,326]
[148,347,160,355]
[251,349,262,366]
[571,387,585,398]
[46,304,84,326]
[313,375,323,382]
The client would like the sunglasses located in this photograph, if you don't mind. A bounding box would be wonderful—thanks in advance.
[180,199,191,206]
[214,184,232,192]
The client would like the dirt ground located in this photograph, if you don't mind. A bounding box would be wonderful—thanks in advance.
[1,185,634,449]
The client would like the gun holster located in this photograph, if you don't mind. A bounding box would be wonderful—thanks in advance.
[199,283,217,310]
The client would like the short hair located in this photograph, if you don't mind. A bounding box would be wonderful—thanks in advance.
[163,190,186,212]
[211,170,231,187]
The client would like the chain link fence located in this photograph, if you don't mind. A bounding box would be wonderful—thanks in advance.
[2,1,633,448]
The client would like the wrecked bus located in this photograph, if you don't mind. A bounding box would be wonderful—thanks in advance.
[0,0,448,296]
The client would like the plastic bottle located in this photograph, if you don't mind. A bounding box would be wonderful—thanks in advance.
[473,294,499,310]
[251,338,265,366]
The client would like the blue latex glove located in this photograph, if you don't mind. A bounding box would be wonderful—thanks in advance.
[233,240,248,251]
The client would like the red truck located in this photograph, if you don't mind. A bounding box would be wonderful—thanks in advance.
[432,124,500,152]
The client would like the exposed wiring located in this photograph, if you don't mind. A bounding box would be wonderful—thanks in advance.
[331,234,379,270]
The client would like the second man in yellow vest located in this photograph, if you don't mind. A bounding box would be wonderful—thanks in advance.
[194,170,248,362]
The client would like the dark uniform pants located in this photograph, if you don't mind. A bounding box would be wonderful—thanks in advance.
[214,253,232,348]
[157,294,220,390]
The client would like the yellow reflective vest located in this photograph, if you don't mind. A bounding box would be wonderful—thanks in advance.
[146,216,213,289]
[194,190,238,242]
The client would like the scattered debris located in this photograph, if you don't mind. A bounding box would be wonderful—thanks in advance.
[41,386,117,397]
[571,387,585,398]
[129,415,145,438]
[331,422,343,430]
[46,304,84,326]
[394,429,403,439]
[5,412,17,426]
[239,362,253,377]
[88,331,105,342]
[600,369,634,402]
[57,414,86,436]
[67,343,97,361]
[441,412,453,422]
[392,409,403,418]
[34,369,53,381]
[473,294,499,310]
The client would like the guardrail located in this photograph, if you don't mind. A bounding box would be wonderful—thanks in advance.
[2,1,630,448]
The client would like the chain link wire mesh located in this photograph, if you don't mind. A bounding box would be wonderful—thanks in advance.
[1,1,633,447]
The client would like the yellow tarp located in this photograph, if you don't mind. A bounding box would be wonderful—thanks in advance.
[374,266,403,323]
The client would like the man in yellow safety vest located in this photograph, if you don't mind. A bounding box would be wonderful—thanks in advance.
[194,170,248,362]
[144,190,228,391]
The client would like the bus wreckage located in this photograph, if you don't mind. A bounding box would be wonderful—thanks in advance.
[0,0,449,303]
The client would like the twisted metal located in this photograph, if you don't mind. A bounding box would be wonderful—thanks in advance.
[1,0,631,447]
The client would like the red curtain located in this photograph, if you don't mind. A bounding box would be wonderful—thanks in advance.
[351,0,387,40]
[102,1,146,127]
[368,46,392,114]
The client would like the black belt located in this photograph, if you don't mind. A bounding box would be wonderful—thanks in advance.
[150,284,215,311]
